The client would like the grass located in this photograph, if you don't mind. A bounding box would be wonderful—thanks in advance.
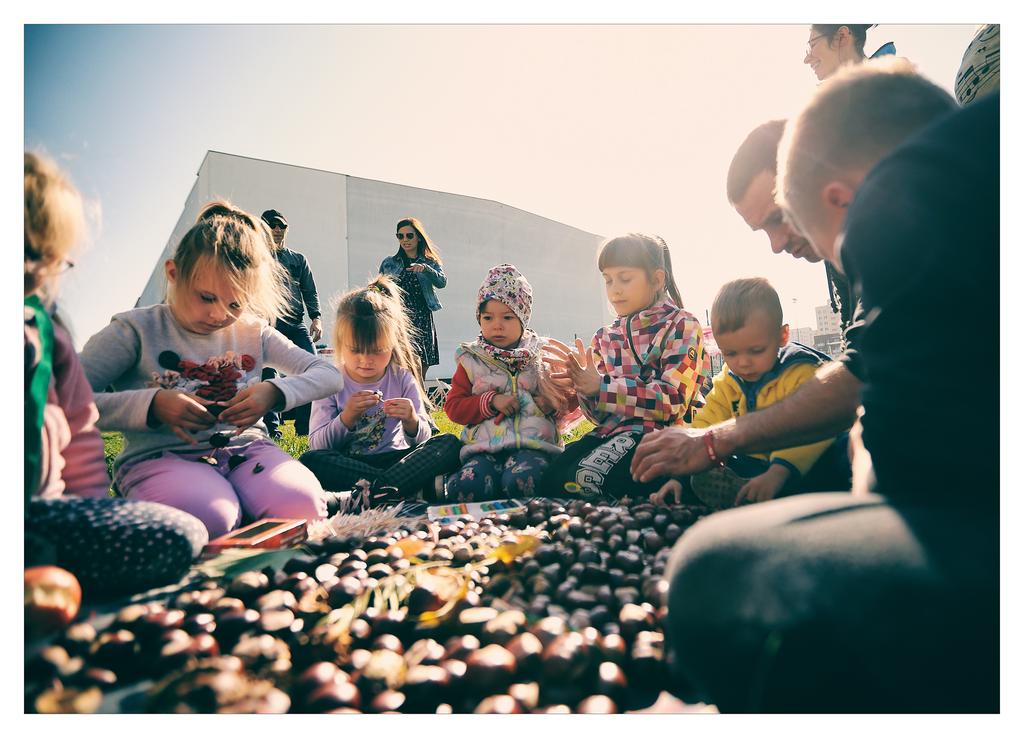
[102,410,594,475]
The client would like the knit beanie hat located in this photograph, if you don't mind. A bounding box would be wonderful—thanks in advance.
[477,263,532,328]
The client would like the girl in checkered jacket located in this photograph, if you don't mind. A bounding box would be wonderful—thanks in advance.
[541,234,710,500]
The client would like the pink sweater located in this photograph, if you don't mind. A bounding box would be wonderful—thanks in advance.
[30,316,111,499]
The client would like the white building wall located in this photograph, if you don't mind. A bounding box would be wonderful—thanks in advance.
[138,152,606,380]
[345,176,606,378]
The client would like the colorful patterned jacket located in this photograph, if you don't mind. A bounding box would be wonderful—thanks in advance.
[579,298,710,437]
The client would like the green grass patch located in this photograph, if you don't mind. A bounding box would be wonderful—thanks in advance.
[102,410,593,472]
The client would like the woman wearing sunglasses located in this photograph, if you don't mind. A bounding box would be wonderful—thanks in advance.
[378,217,447,378]
[803,24,896,82]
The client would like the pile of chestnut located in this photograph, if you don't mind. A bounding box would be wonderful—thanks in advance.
[25,498,710,713]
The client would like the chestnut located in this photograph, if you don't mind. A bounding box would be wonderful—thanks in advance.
[529,616,567,648]
[464,644,517,695]
[505,632,543,677]
[577,694,618,713]
[226,571,270,602]
[372,633,404,656]
[357,649,407,696]
[595,661,628,700]
[327,576,364,608]
[541,632,590,682]
[456,607,498,637]
[90,630,141,675]
[259,607,296,636]
[254,590,298,616]
[213,608,260,651]
[474,694,523,714]
[369,689,406,713]
[305,680,362,713]
[443,634,481,661]
[294,661,346,698]
[481,610,525,646]
[402,665,451,712]
[507,682,540,711]
[183,612,217,636]
[405,638,445,667]
[60,622,98,658]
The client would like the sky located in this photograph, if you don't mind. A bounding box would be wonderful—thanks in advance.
[23,23,981,348]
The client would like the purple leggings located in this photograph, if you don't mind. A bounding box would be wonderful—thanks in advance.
[116,439,326,538]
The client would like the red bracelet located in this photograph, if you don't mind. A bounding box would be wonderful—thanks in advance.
[703,430,727,468]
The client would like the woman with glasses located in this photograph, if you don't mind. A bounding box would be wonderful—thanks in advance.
[378,217,447,378]
[803,24,895,81]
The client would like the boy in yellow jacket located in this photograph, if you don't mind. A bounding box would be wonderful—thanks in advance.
[654,278,839,509]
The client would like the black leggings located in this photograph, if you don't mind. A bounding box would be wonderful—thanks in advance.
[25,497,208,599]
[540,431,666,501]
[263,321,316,436]
[663,493,999,712]
[299,433,463,499]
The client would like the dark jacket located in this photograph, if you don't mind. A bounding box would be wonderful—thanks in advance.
[274,247,321,326]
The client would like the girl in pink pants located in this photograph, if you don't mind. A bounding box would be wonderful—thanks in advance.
[81,201,343,537]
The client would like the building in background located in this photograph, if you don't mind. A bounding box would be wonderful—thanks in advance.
[811,303,845,358]
[815,304,842,337]
[813,331,843,358]
[792,326,815,348]
[136,151,608,379]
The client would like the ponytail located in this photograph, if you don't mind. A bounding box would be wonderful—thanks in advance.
[657,238,683,308]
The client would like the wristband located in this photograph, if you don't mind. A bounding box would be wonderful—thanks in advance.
[703,430,727,468]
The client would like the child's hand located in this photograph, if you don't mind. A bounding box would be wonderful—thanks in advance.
[535,394,556,415]
[340,390,381,429]
[221,382,286,433]
[384,398,420,434]
[544,338,601,397]
[492,393,520,418]
[149,389,217,444]
[735,465,790,506]
[650,478,685,507]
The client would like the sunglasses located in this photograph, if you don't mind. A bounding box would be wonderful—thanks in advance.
[270,222,287,230]
[396,232,417,241]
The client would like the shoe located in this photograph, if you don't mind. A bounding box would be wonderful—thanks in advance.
[690,465,748,511]
[324,490,353,517]
[433,474,447,502]
[269,430,283,442]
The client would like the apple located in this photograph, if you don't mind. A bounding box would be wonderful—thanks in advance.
[25,566,82,638]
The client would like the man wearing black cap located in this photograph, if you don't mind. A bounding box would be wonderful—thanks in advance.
[260,208,323,438]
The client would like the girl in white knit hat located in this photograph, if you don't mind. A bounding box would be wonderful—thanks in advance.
[443,264,579,500]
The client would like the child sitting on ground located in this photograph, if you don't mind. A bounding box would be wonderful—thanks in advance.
[299,277,463,503]
[81,200,343,539]
[24,152,208,596]
[542,233,710,500]
[444,264,578,500]
[653,277,846,509]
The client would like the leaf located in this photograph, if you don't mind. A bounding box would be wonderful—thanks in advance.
[394,538,426,558]
[490,534,541,564]
[193,547,308,579]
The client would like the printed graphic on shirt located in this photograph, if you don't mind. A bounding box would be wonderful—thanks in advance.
[568,433,637,498]
[146,350,261,402]
[346,401,387,455]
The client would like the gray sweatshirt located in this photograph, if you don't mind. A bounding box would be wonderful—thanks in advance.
[80,304,342,471]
